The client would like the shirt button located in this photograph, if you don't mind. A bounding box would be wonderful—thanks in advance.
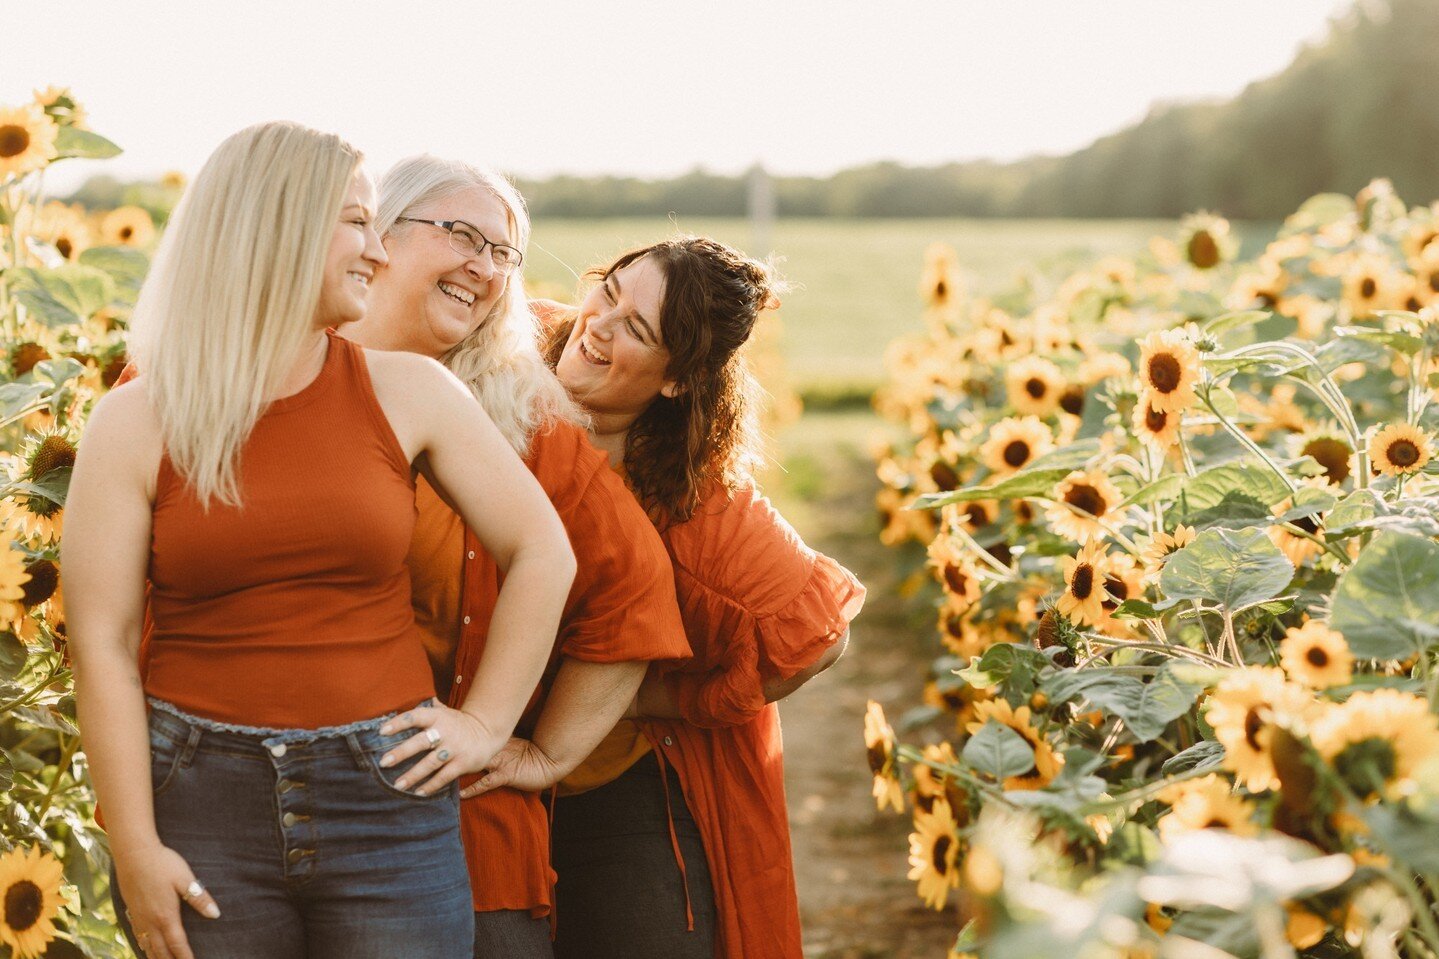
[287,848,309,864]
[276,779,293,793]
[663,736,674,747]
[282,812,300,828]
[462,615,472,625]
[269,744,287,758]
[467,550,476,560]
[454,675,463,685]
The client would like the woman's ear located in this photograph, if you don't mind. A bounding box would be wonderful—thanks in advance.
[660,380,684,399]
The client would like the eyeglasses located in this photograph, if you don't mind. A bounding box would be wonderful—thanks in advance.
[397,217,524,275]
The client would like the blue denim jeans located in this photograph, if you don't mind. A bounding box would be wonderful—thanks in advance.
[112,699,473,959]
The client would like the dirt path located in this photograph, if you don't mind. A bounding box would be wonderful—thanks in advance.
[766,412,958,958]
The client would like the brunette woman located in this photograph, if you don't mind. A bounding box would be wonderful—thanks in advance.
[512,237,863,958]
[340,155,690,958]
[64,124,573,959]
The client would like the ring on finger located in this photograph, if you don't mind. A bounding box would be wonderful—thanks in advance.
[424,727,442,747]
[183,879,205,900]
[437,748,451,762]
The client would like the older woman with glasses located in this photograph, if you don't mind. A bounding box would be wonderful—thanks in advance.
[340,154,690,959]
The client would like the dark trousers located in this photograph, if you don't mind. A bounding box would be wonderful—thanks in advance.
[473,909,554,959]
[551,752,717,959]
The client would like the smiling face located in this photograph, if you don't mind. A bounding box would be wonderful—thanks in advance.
[314,167,386,328]
[365,185,515,358]
[556,255,676,421]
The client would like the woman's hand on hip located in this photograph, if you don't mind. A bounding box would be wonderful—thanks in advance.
[458,737,563,798]
[116,843,220,959]
[379,703,506,796]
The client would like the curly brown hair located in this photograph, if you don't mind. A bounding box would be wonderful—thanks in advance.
[543,236,777,525]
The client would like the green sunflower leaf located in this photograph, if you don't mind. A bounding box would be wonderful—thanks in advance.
[10,264,115,327]
[53,126,123,160]
[1160,740,1225,776]
[0,630,28,679]
[1041,664,1204,742]
[1333,326,1426,356]
[1329,531,1439,659]
[1159,527,1294,612]
[962,720,1035,780]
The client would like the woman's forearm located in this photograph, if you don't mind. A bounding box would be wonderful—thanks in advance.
[73,644,163,859]
[455,542,575,739]
[525,658,647,784]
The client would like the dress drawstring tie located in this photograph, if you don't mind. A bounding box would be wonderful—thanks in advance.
[651,738,696,931]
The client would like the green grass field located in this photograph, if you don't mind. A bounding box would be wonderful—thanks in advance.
[524,217,1274,394]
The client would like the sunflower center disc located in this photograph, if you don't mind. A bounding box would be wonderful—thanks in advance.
[4,879,43,931]
[0,125,30,158]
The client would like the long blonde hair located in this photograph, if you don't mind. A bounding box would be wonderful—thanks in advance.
[129,121,362,508]
[376,155,584,456]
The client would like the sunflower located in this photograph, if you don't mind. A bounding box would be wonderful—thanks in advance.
[1056,540,1112,626]
[1132,397,1182,451]
[1280,621,1353,689]
[1310,689,1439,801]
[1401,215,1439,262]
[1268,494,1326,568]
[1004,356,1064,417]
[876,486,933,547]
[1096,553,1145,636]
[1180,213,1235,270]
[1227,261,1288,311]
[927,535,982,610]
[1078,351,1130,386]
[1410,246,1439,308]
[1279,293,1334,341]
[8,343,52,378]
[32,86,86,129]
[1367,422,1432,477]
[908,798,962,909]
[161,170,188,191]
[1139,524,1196,572]
[925,675,991,731]
[0,545,33,622]
[913,742,969,817]
[100,206,156,248]
[865,700,904,813]
[965,699,1064,790]
[979,416,1054,475]
[920,243,963,313]
[0,104,59,181]
[1047,469,1123,543]
[1342,254,1404,319]
[1157,774,1258,841]
[0,845,65,959]
[1136,329,1201,414]
[1205,667,1312,792]
[1297,429,1354,485]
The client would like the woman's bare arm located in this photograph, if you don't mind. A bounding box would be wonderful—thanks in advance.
[461,658,646,797]
[64,384,219,959]
[366,351,576,792]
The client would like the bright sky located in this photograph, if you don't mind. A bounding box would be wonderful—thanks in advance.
[11,0,1353,191]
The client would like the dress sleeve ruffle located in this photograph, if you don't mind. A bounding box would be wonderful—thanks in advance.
[662,551,865,729]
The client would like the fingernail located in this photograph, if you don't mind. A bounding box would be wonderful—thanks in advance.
[394,778,408,790]
[205,904,221,919]
[379,724,392,735]
[380,754,395,768]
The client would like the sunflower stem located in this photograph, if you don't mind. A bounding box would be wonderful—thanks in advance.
[1031,497,1141,556]
[1199,384,1298,494]
[32,733,81,825]
[1078,764,1214,813]
[1077,635,1229,668]
[1278,522,1352,568]
[945,522,1017,581]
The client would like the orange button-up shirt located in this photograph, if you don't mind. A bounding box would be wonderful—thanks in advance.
[636,483,865,959]
[407,418,690,916]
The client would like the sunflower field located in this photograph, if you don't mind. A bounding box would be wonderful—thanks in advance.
[867,186,1439,958]
[0,89,164,958]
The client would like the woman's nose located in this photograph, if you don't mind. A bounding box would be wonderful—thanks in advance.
[465,252,496,283]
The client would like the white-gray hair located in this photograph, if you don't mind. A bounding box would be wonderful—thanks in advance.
[377,155,585,455]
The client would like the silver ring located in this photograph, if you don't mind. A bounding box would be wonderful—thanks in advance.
[183,880,205,900]
[425,728,442,747]
[437,749,451,762]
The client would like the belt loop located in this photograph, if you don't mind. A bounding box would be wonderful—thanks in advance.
[344,732,369,771]
[652,742,695,931]
[178,726,203,769]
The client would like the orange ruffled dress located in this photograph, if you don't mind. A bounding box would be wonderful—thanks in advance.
[408,418,690,918]
[622,483,866,958]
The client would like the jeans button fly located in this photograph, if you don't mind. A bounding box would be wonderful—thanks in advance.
[287,848,308,864]
[269,743,287,758]
[282,812,299,828]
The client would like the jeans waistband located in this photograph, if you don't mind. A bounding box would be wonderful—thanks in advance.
[147,697,431,747]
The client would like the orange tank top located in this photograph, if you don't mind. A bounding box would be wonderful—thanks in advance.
[143,330,436,729]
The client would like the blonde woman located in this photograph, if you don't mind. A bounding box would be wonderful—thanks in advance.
[343,155,688,958]
[63,123,574,959]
